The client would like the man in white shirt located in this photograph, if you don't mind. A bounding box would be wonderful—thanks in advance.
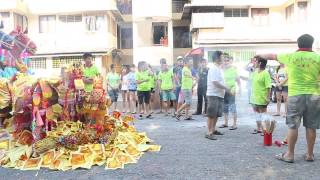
[206,51,231,140]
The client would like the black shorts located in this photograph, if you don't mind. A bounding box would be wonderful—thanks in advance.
[150,88,155,94]
[137,91,151,104]
[276,86,288,93]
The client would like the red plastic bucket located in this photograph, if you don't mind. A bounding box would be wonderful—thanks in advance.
[264,133,272,146]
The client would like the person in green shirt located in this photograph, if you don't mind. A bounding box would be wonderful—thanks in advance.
[106,64,120,112]
[83,53,99,93]
[220,55,241,130]
[136,61,152,119]
[256,34,320,163]
[158,62,176,116]
[175,58,194,120]
[250,57,272,135]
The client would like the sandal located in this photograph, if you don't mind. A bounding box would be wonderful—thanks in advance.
[251,129,262,134]
[273,113,280,116]
[175,114,182,121]
[281,141,288,145]
[146,114,153,119]
[214,131,224,135]
[184,117,194,121]
[276,153,294,163]
[229,126,238,130]
[304,154,315,162]
[219,124,228,128]
[205,134,217,140]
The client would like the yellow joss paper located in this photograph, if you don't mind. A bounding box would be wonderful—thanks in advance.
[0,140,9,151]
[105,157,124,170]
[147,145,161,152]
[93,154,106,166]
[41,150,55,167]
[6,145,29,163]
[116,152,136,165]
[70,152,92,170]
[52,104,63,114]
[90,144,105,154]
[22,157,43,170]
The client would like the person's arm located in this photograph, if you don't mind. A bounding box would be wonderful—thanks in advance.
[213,81,230,93]
[255,54,278,61]
[266,88,271,104]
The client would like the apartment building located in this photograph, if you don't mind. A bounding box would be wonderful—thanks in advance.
[117,0,192,66]
[182,0,320,62]
[0,0,121,77]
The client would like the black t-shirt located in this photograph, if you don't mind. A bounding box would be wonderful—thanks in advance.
[198,67,208,87]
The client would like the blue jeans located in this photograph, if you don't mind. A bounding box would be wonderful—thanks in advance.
[175,86,181,102]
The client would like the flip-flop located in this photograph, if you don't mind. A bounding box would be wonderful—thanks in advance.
[214,131,224,135]
[304,154,315,162]
[205,134,217,140]
[276,153,294,163]
[281,141,288,145]
[229,126,238,130]
[175,114,182,121]
[184,117,194,121]
[273,114,280,116]
[251,129,262,134]
[219,125,228,128]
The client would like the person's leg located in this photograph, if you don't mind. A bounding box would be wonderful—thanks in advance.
[121,91,126,112]
[204,92,208,114]
[196,87,202,114]
[283,92,288,116]
[207,117,214,135]
[114,90,119,110]
[306,128,316,159]
[284,128,298,160]
[274,91,281,116]
[145,91,151,116]
[128,91,132,113]
[222,93,229,127]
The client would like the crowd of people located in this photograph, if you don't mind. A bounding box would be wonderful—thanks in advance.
[80,34,320,164]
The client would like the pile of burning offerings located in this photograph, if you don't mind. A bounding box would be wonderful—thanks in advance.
[0,74,160,171]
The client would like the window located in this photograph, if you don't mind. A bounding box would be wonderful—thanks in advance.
[13,13,28,32]
[173,26,191,48]
[117,0,132,14]
[224,8,249,17]
[286,4,294,23]
[172,0,188,13]
[30,58,46,69]
[118,25,133,49]
[0,12,10,30]
[298,1,308,22]
[52,56,95,69]
[85,15,104,31]
[39,15,56,33]
[251,8,269,26]
[152,22,168,45]
[59,15,82,23]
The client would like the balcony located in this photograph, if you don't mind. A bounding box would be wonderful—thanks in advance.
[191,13,224,30]
[0,0,28,13]
[27,0,117,14]
[132,0,172,21]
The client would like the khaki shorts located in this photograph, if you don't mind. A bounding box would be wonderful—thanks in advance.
[287,95,320,129]
[207,96,224,119]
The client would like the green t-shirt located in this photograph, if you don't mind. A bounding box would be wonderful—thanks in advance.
[149,74,156,89]
[136,71,151,91]
[278,51,320,96]
[83,65,99,92]
[181,66,192,90]
[158,69,174,90]
[107,72,120,89]
[250,70,272,105]
[224,66,238,91]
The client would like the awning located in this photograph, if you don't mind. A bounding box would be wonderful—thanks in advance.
[184,47,204,57]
